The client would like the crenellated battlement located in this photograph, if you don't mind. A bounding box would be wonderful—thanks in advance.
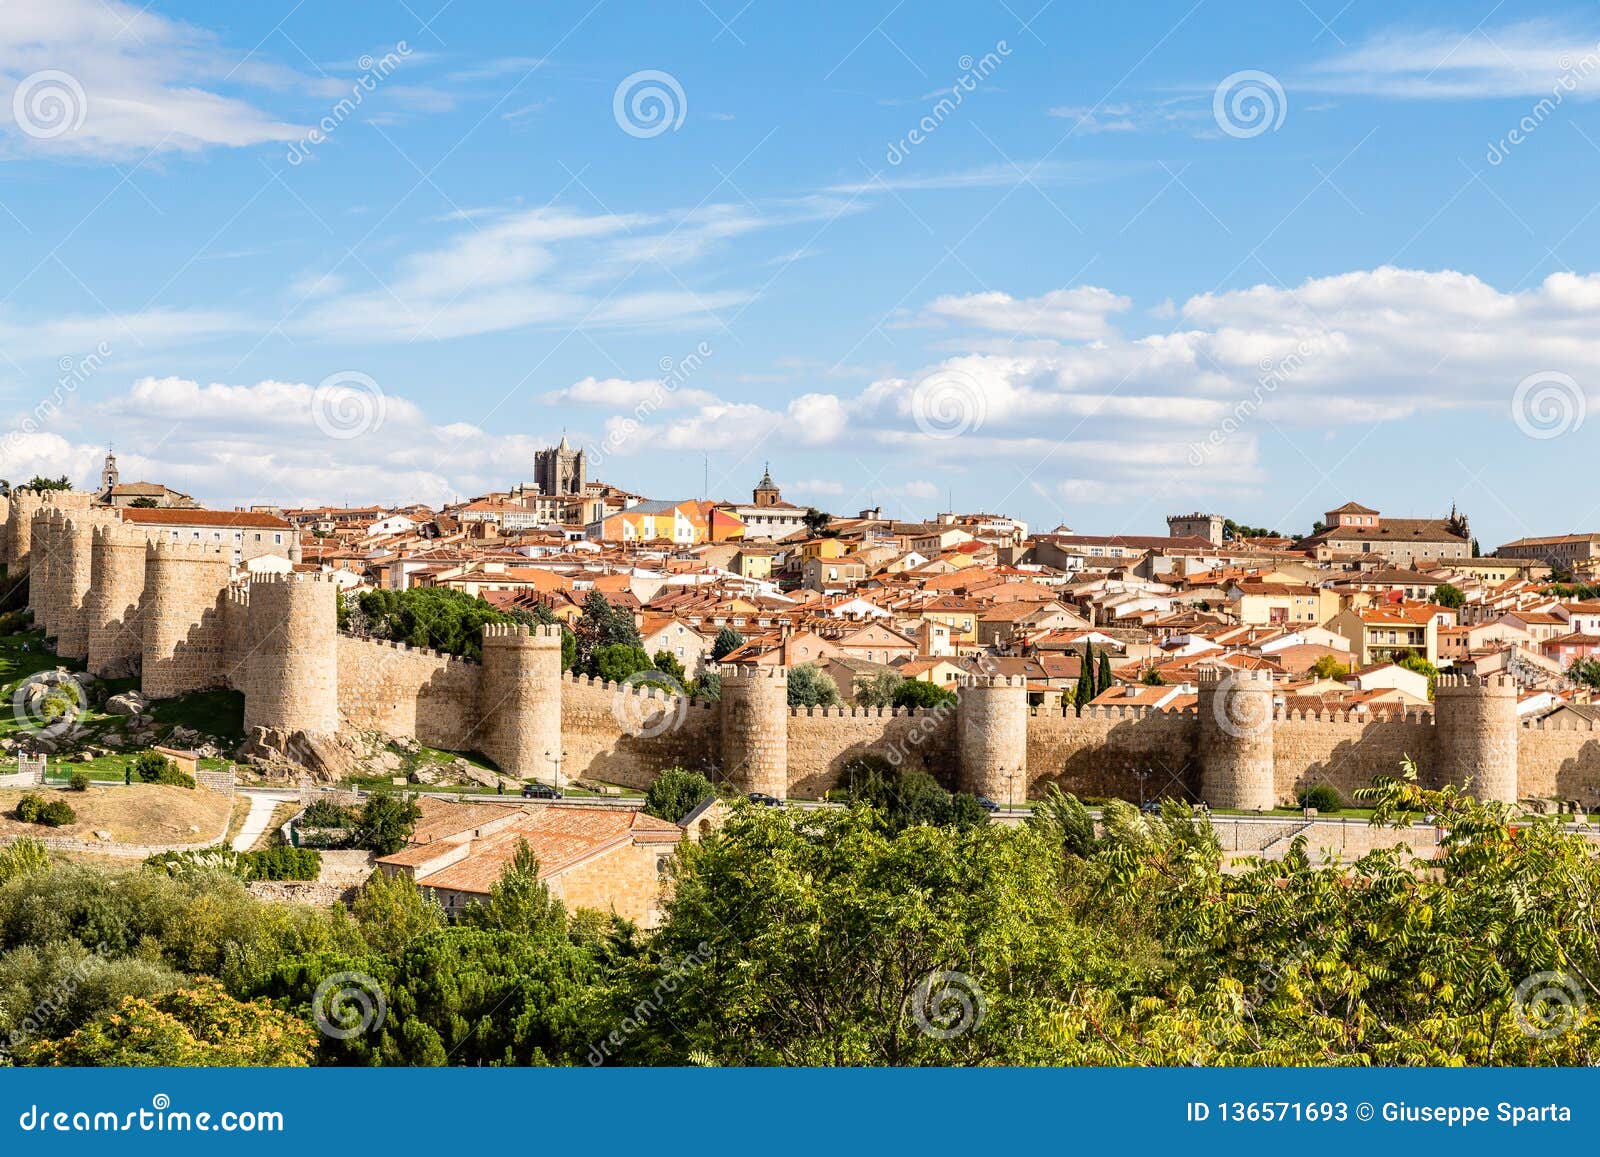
[719,663,788,683]
[4,495,1589,806]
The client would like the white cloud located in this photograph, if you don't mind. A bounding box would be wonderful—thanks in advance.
[1306,21,1600,100]
[290,203,776,343]
[0,374,544,507]
[0,0,303,158]
[921,287,1132,340]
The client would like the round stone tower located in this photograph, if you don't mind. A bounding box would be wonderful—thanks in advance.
[476,623,564,783]
[956,673,1029,803]
[1434,673,1519,804]
[7,488,44,573]
[85,521,148,678]
[52,513,101,660]
[243,572,340,736]
[140,540,232,699]
[29,507,64,640]
[1198,668,1277,810]
[719,665,788,799]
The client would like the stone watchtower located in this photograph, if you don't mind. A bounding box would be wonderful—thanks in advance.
[85,521,147,678]
[477,623,564,783]
[1198,668,1277,810]
[28,507,63,641]
[243,573,340,736]
[53,512,108,661]
[6,488,45,571]
[956,674,1029,803]
[140,540,231,699]
[1434,674,1519,804]
[719,665,788,799]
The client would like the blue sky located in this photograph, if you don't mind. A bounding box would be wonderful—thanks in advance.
[3,0,1600,549]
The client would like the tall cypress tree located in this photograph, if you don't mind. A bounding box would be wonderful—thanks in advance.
[1098,650,1113,693]
[1082,641,1096,696]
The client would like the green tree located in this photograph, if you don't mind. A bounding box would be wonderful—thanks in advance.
[690,670,722,701]
[19,979,316,1066]
[1027,785,1096,858]
[593,644,654,683]
[651,650,689,689]
[1097,650,1113,692]
[573,592,642,675]
[353,792,422,856]
[786,662,840,708]
[1395,653,1439,698]
[1140,665,1165,686]
[1432,583,1466,609]
[711,625,745,661]
[462,839,567,937]
[643,767,716,823]
[23,475,71,492]
[1082,642,1096,696]
[802,508,832,536]
[1072,664,1093,712]
[1569,657,1600,689]
[350,866,445,956]
[853,670,902,708]
[627,806,1082,1065]
[891,679,956,710]
[1308,654,1352,680]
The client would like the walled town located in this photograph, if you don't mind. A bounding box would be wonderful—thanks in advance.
[3,447,1600,1065]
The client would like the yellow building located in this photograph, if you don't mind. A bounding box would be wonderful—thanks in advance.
[1327,603,1440,666]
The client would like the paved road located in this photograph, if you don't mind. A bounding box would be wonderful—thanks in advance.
[231,790,297,851]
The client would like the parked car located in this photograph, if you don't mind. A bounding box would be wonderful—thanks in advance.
[746,792,784,807]
[973,795,1000,812]
[522,783,563,800]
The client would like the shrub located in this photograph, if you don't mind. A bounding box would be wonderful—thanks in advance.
[302,798,359,828]
[67,771,90,792]
[643,767,716,824]
[241,845,321,881]
[133,750,194,788]
[1298,784,1343,813]
[16,793,75,827]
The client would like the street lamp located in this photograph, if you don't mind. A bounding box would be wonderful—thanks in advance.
[1004,767,1022,815]
[1134,768,1151,808]
[543,749,568,789]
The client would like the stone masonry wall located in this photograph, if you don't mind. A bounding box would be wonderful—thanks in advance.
[561,673,719,790]
[336,636,482,752]
[787,706,958,798]
[1028,704,1201,802]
